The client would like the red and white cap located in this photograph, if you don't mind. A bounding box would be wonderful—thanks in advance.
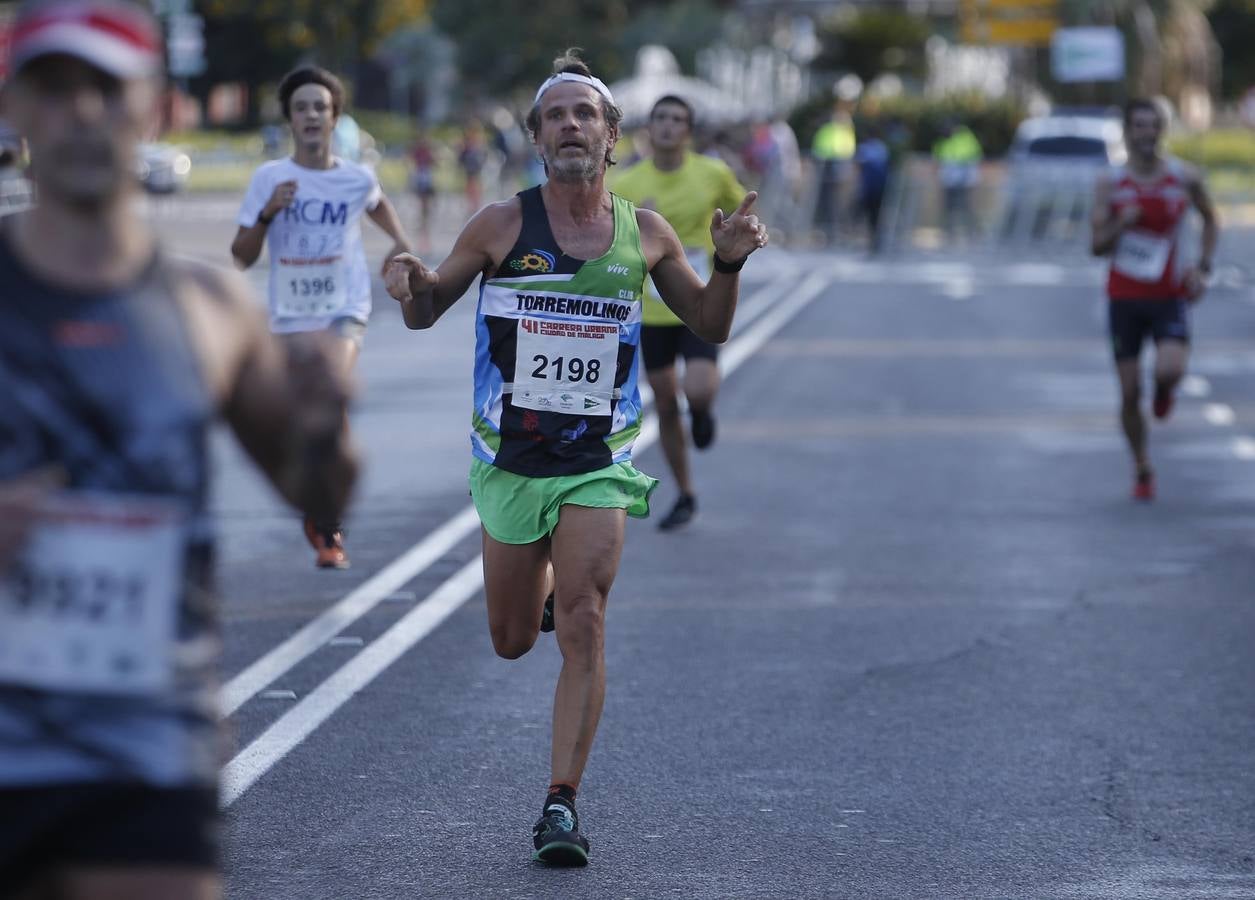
[7,0,162,79]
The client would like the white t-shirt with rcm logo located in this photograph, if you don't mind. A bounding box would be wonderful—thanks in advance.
[239,157,382,333]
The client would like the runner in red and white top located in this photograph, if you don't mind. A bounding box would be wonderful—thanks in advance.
[1091,98,1218,501]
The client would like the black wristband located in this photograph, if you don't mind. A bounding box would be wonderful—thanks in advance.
[258,210,275,226]
[713,253,746,274]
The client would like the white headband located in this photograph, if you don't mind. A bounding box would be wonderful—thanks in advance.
[533,72,616,107]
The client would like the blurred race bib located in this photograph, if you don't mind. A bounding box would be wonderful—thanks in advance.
[1113,230,1171,283]
[0,492,186,696]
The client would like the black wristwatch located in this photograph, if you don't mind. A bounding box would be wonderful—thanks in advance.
[258,210,276,226]
[713,253,747,274]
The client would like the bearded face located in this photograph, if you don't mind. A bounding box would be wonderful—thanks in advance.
[534,82,617,183]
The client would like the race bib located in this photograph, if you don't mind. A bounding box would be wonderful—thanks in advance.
[513,316,619,416]
[0,492,186,697]
[1113,230,1172,283]
[275,255,348,318]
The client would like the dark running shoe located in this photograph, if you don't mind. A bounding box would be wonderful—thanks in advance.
[540,593,555,634]
[690,408,716,450]
[532,801,589,866]
[658,494,696,531]
[1152,383,1175,421]
[305,519,350,569]
[1132,470,1156,502]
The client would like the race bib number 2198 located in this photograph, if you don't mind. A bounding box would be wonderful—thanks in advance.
[512,316,618,415]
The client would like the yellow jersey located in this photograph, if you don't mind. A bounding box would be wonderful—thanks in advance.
[611,152,746,326]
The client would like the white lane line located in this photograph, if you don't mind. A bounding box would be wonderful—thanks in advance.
[221,557,485,806]
[1233,437,1255,461]
[940,279,975,300]
[1203,403,1236,427]
[720,270,830,373]
[219,505,480,716]
[219,273,801,716]
[220,269,832,807]
[1181,375,1210,399]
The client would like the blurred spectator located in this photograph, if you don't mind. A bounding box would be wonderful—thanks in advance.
[933,120,983,244]
[810,103,856,245]
[458,121,488,215]
[333,112,363,162]
[699,129,748,184]
[261,120,285,158]
[742,120,777,187]
[0,120,23,181]
[410,130,438,253]
[854,125,890,255]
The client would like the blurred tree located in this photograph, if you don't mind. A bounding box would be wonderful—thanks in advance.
[1206,0,1255,97]
[812,9,930,85]
[430,0,630,101]
[197,0,430,124]
[1053,0,1218,122]
[430,0,732,103]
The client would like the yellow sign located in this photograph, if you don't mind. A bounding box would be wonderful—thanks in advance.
[962,18,1059,45]
[961,0,1059,46]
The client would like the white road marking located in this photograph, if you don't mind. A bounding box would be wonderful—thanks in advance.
[940,278,975,300]
[1203,403,1236,427]
[219,505,481,716]
[1233,437,1255,461]
[1181,375,1211,399]
[220,270,831,807]
[221,557,485,806]
[1005,263,1065,285]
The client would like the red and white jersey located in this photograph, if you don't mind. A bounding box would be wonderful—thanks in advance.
[1106,158,1192,300]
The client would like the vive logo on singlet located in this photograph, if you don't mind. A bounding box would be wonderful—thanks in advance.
[606,263,630,276]
[282,199,349,226]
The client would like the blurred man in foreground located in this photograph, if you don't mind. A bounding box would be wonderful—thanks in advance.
[0,2,358,896]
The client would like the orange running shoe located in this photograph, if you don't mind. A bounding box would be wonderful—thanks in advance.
[1132,470,1155,502]
[304,519,349,569]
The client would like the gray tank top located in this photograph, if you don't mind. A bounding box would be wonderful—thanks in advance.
[0,231,221,787]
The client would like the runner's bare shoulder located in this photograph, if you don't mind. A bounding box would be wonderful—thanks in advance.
[163,255,266,401]
[457,195,525,270]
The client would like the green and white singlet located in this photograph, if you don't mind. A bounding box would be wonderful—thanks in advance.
[471,187,648,477]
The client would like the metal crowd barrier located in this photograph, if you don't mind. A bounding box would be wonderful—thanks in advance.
[0,177,34,217]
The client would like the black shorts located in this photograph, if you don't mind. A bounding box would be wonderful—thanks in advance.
[1108,298,1190,361]
[639,323,719,373]
[0,783,219,889]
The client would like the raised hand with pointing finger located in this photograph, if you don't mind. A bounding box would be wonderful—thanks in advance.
[710,190,769,266]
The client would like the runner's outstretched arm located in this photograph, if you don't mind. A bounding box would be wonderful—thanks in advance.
[1189,167,1219,269]
[217,292,359,524]
[384,202,514,329]
[645,191,768,343]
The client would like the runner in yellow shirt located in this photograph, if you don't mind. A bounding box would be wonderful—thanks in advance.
[611,95,747,529]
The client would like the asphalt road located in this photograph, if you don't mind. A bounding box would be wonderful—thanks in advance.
[148,193,1255,899]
